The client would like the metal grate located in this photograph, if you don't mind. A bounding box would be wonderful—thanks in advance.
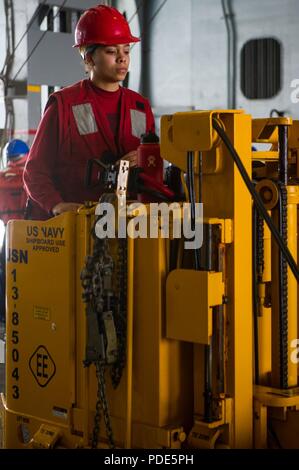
[241,37,281,99]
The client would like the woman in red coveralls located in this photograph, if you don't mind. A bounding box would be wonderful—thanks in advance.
[23,4,155,220]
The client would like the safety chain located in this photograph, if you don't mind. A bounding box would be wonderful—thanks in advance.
[111,238,127,388]
[278,184,288,389]
[81,211,127,449]
[95,361,115,448]
[81,231,115,449]
[91,361,102,448]
[256,211,264,281]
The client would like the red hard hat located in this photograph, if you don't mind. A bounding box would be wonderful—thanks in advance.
[73,4,140,47]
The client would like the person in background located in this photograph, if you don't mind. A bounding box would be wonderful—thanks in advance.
[0,138,29,322]
[23,4,155,221]
[0,138,29,224]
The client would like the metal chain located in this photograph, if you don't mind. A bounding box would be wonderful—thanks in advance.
[111,238,128,388]
[81,212,127,448]
[82,230,115,448]
[257,211,264,281]
[278,184,288,389]
[96,361,115,448]
[91,361,102,449]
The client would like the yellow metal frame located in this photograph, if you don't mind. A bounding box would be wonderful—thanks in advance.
[1,111,299,449]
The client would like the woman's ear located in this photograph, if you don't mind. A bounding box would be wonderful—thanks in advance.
[85,52,94,65]
[84,53,94,73]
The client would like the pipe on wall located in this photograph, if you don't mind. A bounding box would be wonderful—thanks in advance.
[137,0,156,100]
[221,0,237,109]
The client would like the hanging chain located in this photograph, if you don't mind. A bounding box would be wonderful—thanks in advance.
[81,208,128,448]
[257,211,264,282]
[81,232,115,449]
[91,361,103,449]
[111,237,127,388]
[94,361,115,449]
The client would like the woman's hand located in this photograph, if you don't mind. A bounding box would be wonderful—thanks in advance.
[119,150,138,167]
[52,202,82,216]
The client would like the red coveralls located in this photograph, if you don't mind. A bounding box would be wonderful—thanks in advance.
[23,79,155,220]
[0,156,27,224]
[0,156,28,322]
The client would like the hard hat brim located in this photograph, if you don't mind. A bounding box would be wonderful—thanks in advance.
[73,36,140,48]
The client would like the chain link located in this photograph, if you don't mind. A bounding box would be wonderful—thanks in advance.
[278,184,288,389]
[91,361,103,449]
[81,210,128,448]
[97,362,116,447]
[111,238,127,388]
[257,211,264,281]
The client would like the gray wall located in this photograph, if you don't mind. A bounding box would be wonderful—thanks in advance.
[0,0,107,145]
[1,0,299,141]
[236,0,299,118]
[0,0,34,133]
[119,0,299,127]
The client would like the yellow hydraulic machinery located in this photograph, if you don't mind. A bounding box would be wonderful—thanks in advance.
[162,110,252,448]
[0,110,299,449]
[251,118,299,448]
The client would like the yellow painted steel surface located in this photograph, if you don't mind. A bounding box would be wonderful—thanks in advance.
[258,218,272,386]
[161,110,253,448]
[1,111,299,450]
[252,117,292,143]
[1,208,192,448]
[4,214,76,447]
[286,186,299,387]
[166,270,224,344]
[6,215,76,417]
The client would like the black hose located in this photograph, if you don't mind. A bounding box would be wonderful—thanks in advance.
[252,206,260,384]
[212,118,299,283]
[137,184,170,202]
[198,151,203,203]
[187,151,195,229]
[186,150,213,422]
[187,151,200,270]
[216,305,225,393]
